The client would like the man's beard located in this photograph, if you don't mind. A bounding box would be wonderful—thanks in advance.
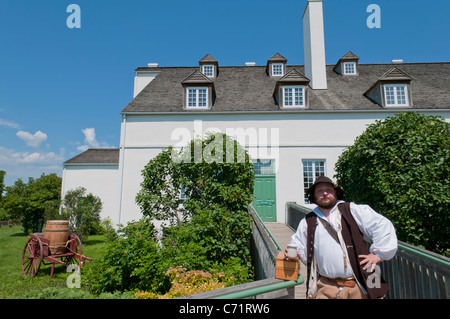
[315,196,337,209]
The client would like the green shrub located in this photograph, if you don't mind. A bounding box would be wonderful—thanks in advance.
[86,218,167,295]
[335,112,449,255]
[59,187,103,243]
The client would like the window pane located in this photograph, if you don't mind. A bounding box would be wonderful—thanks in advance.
[283,86,304,107]
[198,88,207,106]
[396,86,406,105]
[273,64,283,75]
[344,62,355,74]
[253,159,275,175]
[284,88,293,106]
[187,88,208,108]
[188,89,196,107]
[203,65,213,77]
[302,160,326,203]
[385,86,396,105]
[294,87,303,106]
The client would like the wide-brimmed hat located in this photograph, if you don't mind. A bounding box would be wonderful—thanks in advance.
[306,176,345,204]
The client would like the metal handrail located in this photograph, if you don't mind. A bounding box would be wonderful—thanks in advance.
[213,276,304,299]
[397,242,450,268]
[249,204,283,251]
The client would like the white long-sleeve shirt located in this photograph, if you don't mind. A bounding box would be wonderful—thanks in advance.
[290,201,398,279]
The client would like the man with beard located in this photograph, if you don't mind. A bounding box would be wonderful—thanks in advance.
[287,176,397,299]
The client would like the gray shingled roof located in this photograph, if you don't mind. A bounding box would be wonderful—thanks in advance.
[64,149,120,164]
[123,62,450,113]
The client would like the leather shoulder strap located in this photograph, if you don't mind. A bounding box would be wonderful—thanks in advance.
[305,212,318,297]
[318,218,340,244]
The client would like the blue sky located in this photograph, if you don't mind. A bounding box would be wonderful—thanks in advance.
[0,0,449,187]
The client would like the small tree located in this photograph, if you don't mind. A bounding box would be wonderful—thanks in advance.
[60,187,103,243]
[136,132,255,271]
[135,147,185,226]
[136,132,255,228]
[1,173,61,234]
[335,112,449,255]
[179,133,255,216]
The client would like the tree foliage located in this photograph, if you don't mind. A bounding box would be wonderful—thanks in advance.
[0,170,5,201]
[1,173,61,234]
[136,132,255,228]
[58,187,103,243]
[335,112,449,255]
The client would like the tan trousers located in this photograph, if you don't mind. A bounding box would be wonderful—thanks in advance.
[314,277,369,299]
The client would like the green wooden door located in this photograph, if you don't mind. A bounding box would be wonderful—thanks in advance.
[253,175,276,222]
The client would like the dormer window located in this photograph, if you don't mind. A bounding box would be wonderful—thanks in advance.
[384,84,408,106]
[364,67,413,108]
[267,53,287,77]
[187,87,208,108]
[181,70,215,110]
[343,62,356,75]
[199,54,218,78]
[273,69,310,109]
[334,51,359,76]
[283,86,305,107]
[202,65,214,77]
[272,63,284,76]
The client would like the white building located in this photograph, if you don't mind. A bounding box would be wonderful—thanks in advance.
[62,0,450,226]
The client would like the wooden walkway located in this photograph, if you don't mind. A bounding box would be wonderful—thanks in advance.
[264,222,307,299]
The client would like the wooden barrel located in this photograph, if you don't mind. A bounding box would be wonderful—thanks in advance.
[44,220,69,255]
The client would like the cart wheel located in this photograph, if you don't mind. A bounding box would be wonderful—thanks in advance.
[62,234,82,268]
[22,234,43,277]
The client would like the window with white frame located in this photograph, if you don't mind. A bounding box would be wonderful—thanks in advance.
[202,65,214,77]
[187,87,208,108]
[343,62,356,75]
[302,160,326,204]
[272,63,284,76]
[283,86,305,107]
[252,159,275,175]
[384,84,408,106]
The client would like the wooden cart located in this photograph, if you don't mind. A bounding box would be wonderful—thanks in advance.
[21,232,92,278]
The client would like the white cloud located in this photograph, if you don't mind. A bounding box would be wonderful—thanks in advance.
[16,130,48,148]
[82,128,100,147]
[0,146,64,185]
[77,127,112,151]
[0,118,20,129]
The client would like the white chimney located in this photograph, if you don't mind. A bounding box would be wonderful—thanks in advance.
[303,0,327,90]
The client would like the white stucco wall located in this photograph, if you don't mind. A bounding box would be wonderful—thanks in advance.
[119,110,450,224]
[61,165,120,225]
[63,110,448,226]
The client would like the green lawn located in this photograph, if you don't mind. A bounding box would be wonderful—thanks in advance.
[0,225,107,299]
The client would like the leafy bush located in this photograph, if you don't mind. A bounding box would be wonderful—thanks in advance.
[59,187,103,243]
[183,204,253,265]
[335,112,449,255]
[86,218,167,295]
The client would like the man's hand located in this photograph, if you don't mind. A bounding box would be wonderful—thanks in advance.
[359,253,381,272]
[284,246,300,261]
